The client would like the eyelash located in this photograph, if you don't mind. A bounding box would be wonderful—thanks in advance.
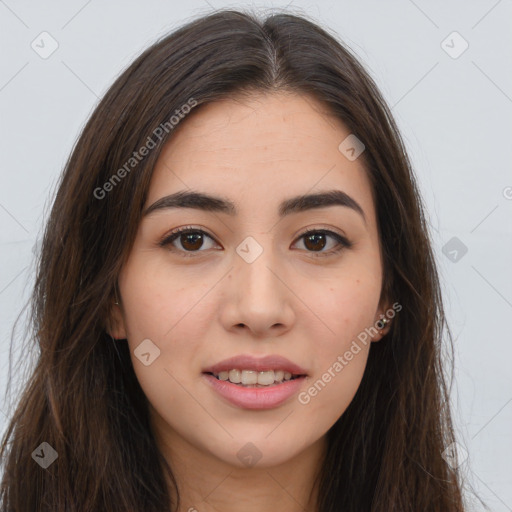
[158,225,352,258]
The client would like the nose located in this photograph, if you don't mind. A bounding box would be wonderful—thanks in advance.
[219,244,296,337]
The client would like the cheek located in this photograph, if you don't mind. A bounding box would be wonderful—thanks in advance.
[298,347,369,433]
[117,257,215,399]
[306,268,381,347]
[119,271,213,419]
[295,272,380,422]
[119,252,214,344]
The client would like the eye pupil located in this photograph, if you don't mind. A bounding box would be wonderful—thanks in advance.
[304,233,326,251]
[181,233,203,250]
[164,228,346,256]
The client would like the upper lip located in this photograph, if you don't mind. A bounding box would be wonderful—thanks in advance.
[202,354,308,376]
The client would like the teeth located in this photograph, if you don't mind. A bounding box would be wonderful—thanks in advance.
[241,370,258,385]
[253,370,273,386]
[228,369,241,383]
[213,369,300,386]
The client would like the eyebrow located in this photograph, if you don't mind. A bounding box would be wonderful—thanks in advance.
[143,189,366,223]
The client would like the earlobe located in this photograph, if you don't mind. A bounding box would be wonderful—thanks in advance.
[376,316,391,337]
[371,307,393,342]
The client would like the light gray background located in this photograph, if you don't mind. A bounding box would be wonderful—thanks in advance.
[1,0,511,510]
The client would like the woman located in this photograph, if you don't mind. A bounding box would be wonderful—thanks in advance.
[0,8,470,511]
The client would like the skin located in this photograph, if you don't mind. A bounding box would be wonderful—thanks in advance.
[109,91,392,512]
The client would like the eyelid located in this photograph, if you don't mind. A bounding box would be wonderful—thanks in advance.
[159,225,220,251]
[292,227,352,256]
[159,225,352,256]
[295,225,351,244]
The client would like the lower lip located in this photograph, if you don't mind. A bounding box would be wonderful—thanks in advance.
[202,373,307,410]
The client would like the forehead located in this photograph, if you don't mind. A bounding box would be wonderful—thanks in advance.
[146,92,375,222]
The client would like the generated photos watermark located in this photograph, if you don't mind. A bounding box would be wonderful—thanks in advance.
[93,97,198,200]
[298,301,402,405]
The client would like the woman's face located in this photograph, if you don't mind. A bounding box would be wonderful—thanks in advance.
[112,92,390,470]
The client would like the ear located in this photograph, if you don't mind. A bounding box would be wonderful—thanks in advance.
[371,299,394,342]
[105,298,127,340]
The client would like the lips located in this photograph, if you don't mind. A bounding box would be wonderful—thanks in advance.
[202,354,308,376]
[202,373,307,409]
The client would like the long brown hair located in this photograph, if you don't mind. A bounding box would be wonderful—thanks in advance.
[1,8,474,511]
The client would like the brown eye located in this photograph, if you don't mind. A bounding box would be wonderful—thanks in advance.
[179,232,204,251]
[160,227,219,255]
[294,229,352,255]
[303,232,327,251]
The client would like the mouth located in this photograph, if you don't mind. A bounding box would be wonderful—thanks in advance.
[201,370,308,409]
[202,370,307,388]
